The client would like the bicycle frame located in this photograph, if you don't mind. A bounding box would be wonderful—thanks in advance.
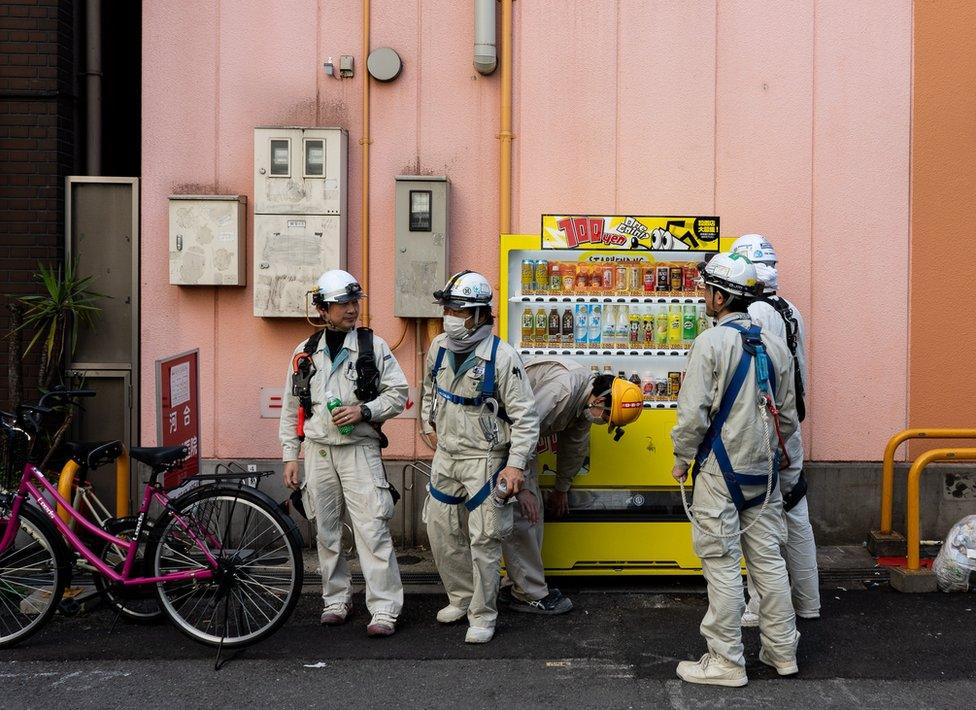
[1,462,216,587]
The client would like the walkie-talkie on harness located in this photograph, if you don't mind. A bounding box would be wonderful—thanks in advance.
[291,332,323,441]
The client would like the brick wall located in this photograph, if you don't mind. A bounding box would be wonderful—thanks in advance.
[0,0,76,408]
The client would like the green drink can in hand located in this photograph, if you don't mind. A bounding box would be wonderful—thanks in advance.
[326,390,355,435]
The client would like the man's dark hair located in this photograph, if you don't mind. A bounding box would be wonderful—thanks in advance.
[709,285,751,314]
[592,374,614,405]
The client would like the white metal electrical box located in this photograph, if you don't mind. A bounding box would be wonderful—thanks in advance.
[253,127,348,317]
[168,195,246,286]
[394,176,449,318]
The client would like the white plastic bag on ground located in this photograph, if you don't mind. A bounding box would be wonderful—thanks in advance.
[934,514,976,592]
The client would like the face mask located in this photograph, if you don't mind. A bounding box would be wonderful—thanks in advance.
[443,314,471,341]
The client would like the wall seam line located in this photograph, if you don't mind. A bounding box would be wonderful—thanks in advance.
[712,0,718,214]
[904,0,915,449]
[614,1,620,212]
[213,1,221,458]
[809,0,816,459]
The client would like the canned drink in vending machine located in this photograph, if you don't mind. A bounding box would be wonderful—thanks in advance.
[683,264,699,293]
[656,265,670,292]
[668,371,682,399]
[642,265,656,294]
[521,259,535,294]
[535,260,549,294]
[669,266,684,293]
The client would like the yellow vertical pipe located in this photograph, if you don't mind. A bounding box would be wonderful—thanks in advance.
[360,0,371,327]
[115,446,130,517]
[498,0,513,234]
[880,429,976,533]
[906,448,976,570]
[57,459,80,524]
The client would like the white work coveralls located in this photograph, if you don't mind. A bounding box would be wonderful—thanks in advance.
[279,328,408,618]
[672,313,800,669]
[421,333,540,629]
[745,296,819,617]
[502,357,592,601]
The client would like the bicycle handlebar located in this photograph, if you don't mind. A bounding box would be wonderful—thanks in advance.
[37,389,96,408]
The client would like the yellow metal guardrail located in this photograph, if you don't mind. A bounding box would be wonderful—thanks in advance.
[905,447,976,570]
[56,445,130,524]
[879,429,976,533]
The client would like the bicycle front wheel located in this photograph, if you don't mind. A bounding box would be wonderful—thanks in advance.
[148,485,303,648]
[0,503,68,648]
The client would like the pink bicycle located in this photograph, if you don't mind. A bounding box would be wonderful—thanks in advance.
[0,392,303,650]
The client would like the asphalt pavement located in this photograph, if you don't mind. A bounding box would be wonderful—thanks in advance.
[0,584,973,709]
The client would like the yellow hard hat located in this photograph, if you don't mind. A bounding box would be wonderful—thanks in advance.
[607,377,643,440]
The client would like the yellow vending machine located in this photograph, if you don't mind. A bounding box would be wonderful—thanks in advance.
[499,215,721,576]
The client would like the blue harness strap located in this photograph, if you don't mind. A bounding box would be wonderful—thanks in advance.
[427,460,505,512]
[694,322,780,512]
[430,336,511,422]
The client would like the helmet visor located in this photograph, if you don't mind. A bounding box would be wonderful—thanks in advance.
[313,282,365,306]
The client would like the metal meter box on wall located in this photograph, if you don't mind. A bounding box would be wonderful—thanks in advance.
[394,176,449,318]
[253,127,348,317]
[169,195,246,286]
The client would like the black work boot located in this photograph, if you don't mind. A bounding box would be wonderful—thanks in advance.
[509,588,573,615]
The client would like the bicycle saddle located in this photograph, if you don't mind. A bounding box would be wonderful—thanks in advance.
[66,440,125,470]
[129,446,188,469]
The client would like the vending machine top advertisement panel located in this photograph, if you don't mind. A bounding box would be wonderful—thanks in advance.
[499,216,724,577]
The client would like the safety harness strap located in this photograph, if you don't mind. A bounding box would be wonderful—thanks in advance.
[427,461,504,512]
[430,336,511,423]
[694,322,779,512]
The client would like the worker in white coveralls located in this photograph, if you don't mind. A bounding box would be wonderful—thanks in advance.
[421,270,540,644]
[280,269,408,637]
[671,252,800,686]
[730,234,820,626]
[499,358,644,615]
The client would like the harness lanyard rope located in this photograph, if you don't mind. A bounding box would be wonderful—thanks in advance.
[679,398,777,539]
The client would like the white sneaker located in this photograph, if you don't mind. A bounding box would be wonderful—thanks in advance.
[436,604,468,624]
[759,647,799,676]
[464,625,495,644]
[676,653,748,687]
[741,609,760,627]
[320,602,352,625]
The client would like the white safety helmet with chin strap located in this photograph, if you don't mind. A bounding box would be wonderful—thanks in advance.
[312,269,365,307]
[433,270,493,310]
[730,234,778,294]
[698,252,761,299]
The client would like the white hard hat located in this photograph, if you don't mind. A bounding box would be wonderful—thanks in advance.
[433,270,493,309]
[730,233,778,265]
[313,269,365,305]
[699,252,760,298]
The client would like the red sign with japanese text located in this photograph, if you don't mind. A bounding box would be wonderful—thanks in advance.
[155,349,200,489]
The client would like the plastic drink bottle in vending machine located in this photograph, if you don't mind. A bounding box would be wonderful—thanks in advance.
[600,264,615,294]
[615,305,630,349]
[642,371,655,402]
[668,304,683,347]
[588,304,602,346]
[575,264,589,292]
[602,305,616,347]
[561,308,574,346]
[642,307,655,348]
[549,262,562,293]
[629,308,641,349]
[534,308,547,347]
[696,303,709,334]
[561,263,576,293]
[574,304,589,347]
[521,308,534,347]
[615,264,628,295]
[655,304,669,347]
[682,303,697,345]
[535,260,549,294]
[628,264,642,295]
[548,307,561,345]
